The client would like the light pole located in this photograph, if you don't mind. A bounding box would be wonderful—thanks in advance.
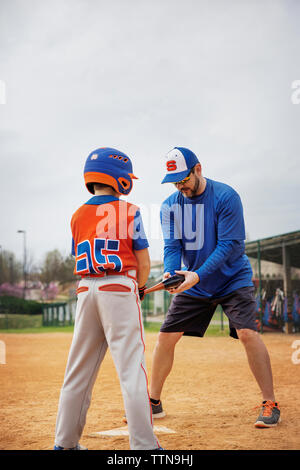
[17,230,27,299]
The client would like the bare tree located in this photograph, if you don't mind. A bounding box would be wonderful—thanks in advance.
[0,250,22,285]
[40,250,64,286]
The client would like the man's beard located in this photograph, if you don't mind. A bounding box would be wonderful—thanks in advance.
[181,176,200,198]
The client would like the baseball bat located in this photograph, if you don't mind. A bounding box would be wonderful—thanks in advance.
[144,274,185,294]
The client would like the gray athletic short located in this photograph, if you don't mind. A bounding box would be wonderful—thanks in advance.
[160,286,257,339]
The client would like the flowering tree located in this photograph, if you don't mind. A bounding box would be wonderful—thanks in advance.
[0,283,24,298]
[42,282,59,301]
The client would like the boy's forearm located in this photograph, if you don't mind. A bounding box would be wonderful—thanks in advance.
[133,248,151,287]
[136,264,150,287]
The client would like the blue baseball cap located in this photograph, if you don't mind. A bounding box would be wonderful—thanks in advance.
[161,147,199,184]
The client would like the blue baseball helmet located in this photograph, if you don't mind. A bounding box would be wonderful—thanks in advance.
[84,147,138,195]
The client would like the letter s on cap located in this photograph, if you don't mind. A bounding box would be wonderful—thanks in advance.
[166,160,177,171]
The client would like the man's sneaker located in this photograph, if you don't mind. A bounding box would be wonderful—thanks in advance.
[254,400,281,428]
[151,400,166,419]
[122,400,166,424]
[53,444,88,450]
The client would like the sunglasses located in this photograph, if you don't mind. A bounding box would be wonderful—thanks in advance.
[173,167,195,186]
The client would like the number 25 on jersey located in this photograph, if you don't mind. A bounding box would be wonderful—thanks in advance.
[76,238,123,274]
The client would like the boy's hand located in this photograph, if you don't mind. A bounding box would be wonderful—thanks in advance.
[138,285,146,301]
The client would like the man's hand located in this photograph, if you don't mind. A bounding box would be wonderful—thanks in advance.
[167,270,199,294]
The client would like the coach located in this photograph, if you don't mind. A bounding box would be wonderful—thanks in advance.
[149,147,280,428]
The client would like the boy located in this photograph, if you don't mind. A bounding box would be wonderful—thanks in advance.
[54,147,161,450]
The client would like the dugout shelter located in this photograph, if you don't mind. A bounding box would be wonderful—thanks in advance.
[245,230,300,333]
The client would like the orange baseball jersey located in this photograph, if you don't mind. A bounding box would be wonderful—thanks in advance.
[71,195,149,278]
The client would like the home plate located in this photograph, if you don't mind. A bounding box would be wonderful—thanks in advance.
[89,425,176,437]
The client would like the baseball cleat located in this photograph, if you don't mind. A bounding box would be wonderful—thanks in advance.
[53,443,88,450]
[254,400,281,428]
[122,400,166,424]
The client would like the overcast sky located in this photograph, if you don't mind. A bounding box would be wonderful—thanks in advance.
[0,0,299,268]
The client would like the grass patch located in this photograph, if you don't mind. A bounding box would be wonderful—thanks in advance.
[0,325,75,334]
[205,323,230,336]
[0,321,229,336]
[0,322,229,336]
[0,314,73,333]
[0,314,43,330]
[0,311,229,336]
[143,321,229,336]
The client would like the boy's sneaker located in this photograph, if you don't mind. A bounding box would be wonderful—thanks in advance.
[254,400,281,428]
[53,444,88,450]
[122,400,166,424]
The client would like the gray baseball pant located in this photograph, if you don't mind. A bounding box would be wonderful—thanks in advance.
[54,275,159,450]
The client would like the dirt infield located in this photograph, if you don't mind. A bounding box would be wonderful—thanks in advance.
[0,331,299,450]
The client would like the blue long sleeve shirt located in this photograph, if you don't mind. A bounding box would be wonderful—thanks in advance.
[160,178,253,298]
